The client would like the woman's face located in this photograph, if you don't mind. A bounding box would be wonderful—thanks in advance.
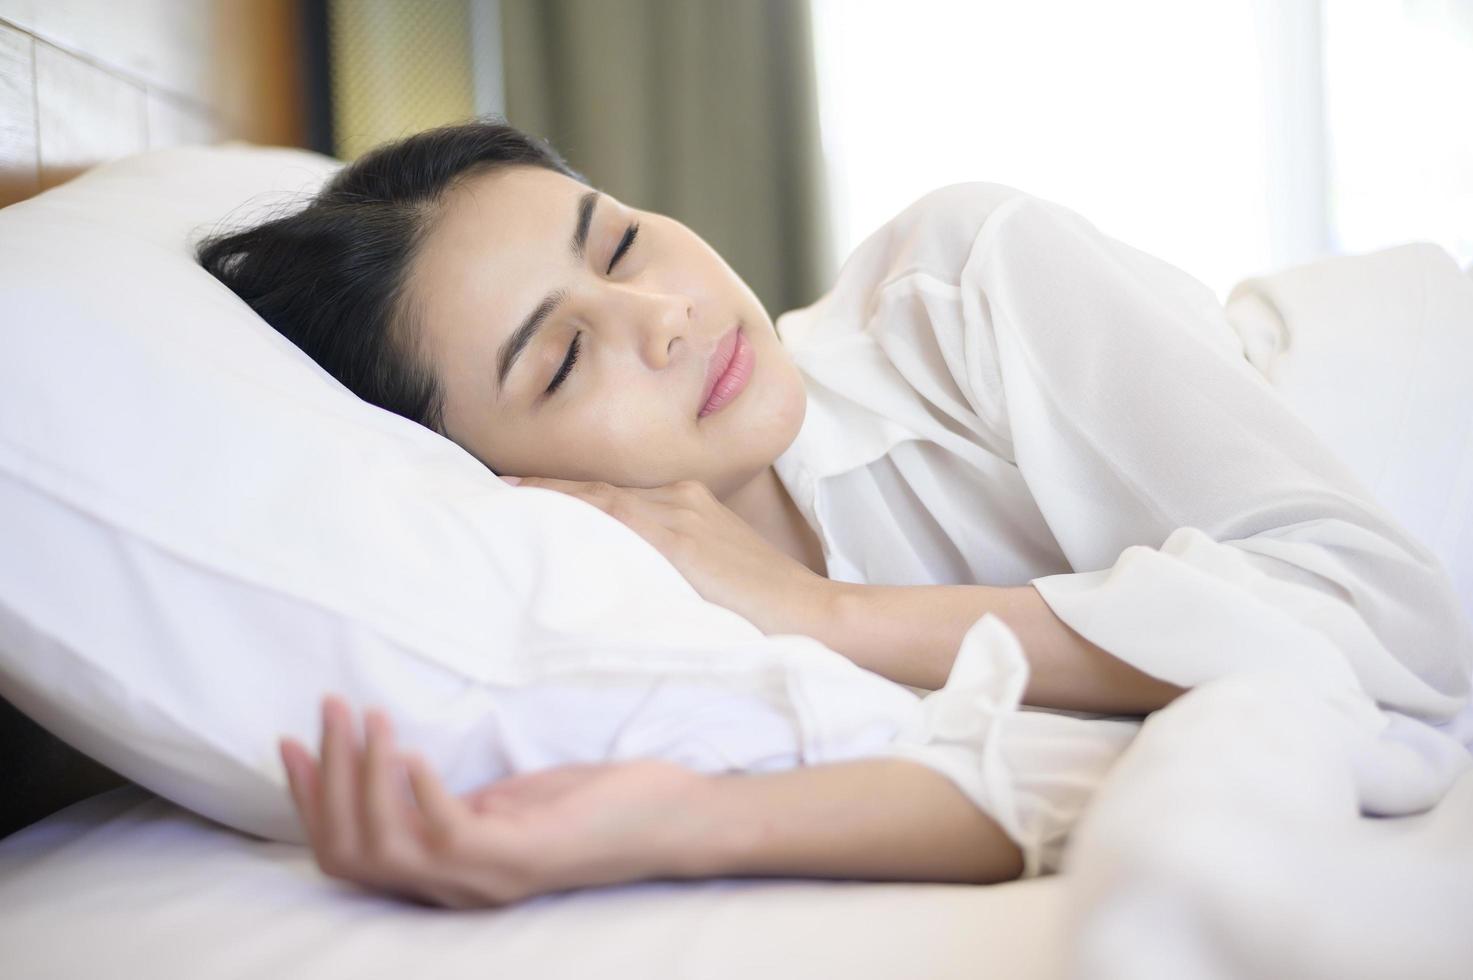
[407,164,807,499]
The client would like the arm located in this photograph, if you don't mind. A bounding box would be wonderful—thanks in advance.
[808,580,1184,714]
[964,196,1472,717]
[683,756,1023,884]
[279,697,1022,909]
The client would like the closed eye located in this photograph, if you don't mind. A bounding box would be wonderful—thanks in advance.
[607,221,639,274]
[545,331,581,395]
[544,222,636,398]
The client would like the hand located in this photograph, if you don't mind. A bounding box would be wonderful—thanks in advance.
[279,695,710,908]
[502,476,833,637]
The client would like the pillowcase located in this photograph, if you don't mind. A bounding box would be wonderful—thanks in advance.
[1223,243,1473,624]
[0,143,918,842]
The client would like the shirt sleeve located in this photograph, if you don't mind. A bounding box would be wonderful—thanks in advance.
[958,195,1473,722]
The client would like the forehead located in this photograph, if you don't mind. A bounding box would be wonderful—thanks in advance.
[435,164,579,255]
[410,165,586,352]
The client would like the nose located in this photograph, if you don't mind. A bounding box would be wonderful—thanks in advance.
[608,288,694,368]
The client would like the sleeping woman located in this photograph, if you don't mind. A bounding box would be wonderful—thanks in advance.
[196,119,1473,910]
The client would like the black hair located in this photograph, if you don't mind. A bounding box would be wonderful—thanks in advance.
[195,117,588,438]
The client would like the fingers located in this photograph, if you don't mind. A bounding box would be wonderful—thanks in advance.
[360,708,411,867]
[317,695,361,868]
[500,476,706,512]
[499,476,642,500]
[279,698,522,909]
[403,753,526,907]
[282,699,437,904]
[279,736,320,845]
[404,753,467,850]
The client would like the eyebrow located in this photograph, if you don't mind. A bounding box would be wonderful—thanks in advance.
[495,189,601,398]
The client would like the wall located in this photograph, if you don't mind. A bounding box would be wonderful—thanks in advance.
[0,0,307,207]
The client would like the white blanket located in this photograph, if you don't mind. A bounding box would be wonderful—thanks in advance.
[1055,243,1473,979]
[774,186,1472,879]
[1224,242,1473,625]
[1066,674,1473,980]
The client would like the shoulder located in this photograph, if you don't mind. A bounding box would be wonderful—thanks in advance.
[888,181,1039,236]
[840,182,1059,289]
[775,182,1082,348]
[889,185,1225,332]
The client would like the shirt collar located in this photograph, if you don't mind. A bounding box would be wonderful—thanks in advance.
[773,303,919,485]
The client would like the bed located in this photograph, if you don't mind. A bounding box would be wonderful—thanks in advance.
[0,785,1071,979]
[3,6,1471,979]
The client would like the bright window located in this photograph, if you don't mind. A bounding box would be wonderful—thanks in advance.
[1323,0,1473,267]
[809,0,1472,303]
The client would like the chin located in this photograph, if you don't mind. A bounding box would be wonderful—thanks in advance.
[751,366,808,464]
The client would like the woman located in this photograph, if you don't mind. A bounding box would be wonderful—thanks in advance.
[198,119,1472,910]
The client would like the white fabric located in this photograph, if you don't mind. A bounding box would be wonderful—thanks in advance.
[1223,244,1473,625]
[772,183,1473,873]
[2,143,1469,891]
[0,786,1068,980]
[0,146,980,847]
[1066,673,1473,980]
[2,709,1469,980]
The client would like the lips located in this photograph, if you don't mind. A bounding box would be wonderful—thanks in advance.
[698,324,742,417]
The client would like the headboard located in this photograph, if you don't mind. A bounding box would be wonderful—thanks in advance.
[0,0,306,207]
[0,0,309,838]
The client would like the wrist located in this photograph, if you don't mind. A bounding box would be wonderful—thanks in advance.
[656,758,1026,885]
[660,771,759,880]
[797,577,863,659]
[772,572,850,649]
[806,581,960,689]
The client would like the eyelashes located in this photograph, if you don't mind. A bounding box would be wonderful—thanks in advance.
[546,220,639,397]
[607,221,639,274]
[545,331,581,395]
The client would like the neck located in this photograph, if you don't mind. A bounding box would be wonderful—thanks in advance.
[722,465,828,579]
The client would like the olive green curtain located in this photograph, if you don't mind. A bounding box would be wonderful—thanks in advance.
[500,0,833,318]
[327,0,478,161]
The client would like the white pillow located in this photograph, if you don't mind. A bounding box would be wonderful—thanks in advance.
[0,144,918,842]
[1223,243,1473,625]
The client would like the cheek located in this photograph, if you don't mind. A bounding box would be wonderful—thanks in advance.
[547,397,688,480]
[580,392,684,446]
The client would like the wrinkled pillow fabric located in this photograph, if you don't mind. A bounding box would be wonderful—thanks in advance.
[0,144,922,842]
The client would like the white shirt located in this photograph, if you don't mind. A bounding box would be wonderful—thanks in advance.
[771,183,1473,873]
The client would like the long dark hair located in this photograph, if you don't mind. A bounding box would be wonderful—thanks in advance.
[195,118,588,436]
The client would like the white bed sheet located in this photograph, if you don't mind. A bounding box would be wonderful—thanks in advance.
[0,786,1066,980]
[3,195,1469,979]
[3,749,1469,979]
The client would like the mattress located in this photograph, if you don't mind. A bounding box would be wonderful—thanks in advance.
[0,785,1066,979]
[5,763,1472,979]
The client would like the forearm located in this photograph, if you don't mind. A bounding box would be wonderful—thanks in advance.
[671,757,1023,885]
[812,581,1183,714]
